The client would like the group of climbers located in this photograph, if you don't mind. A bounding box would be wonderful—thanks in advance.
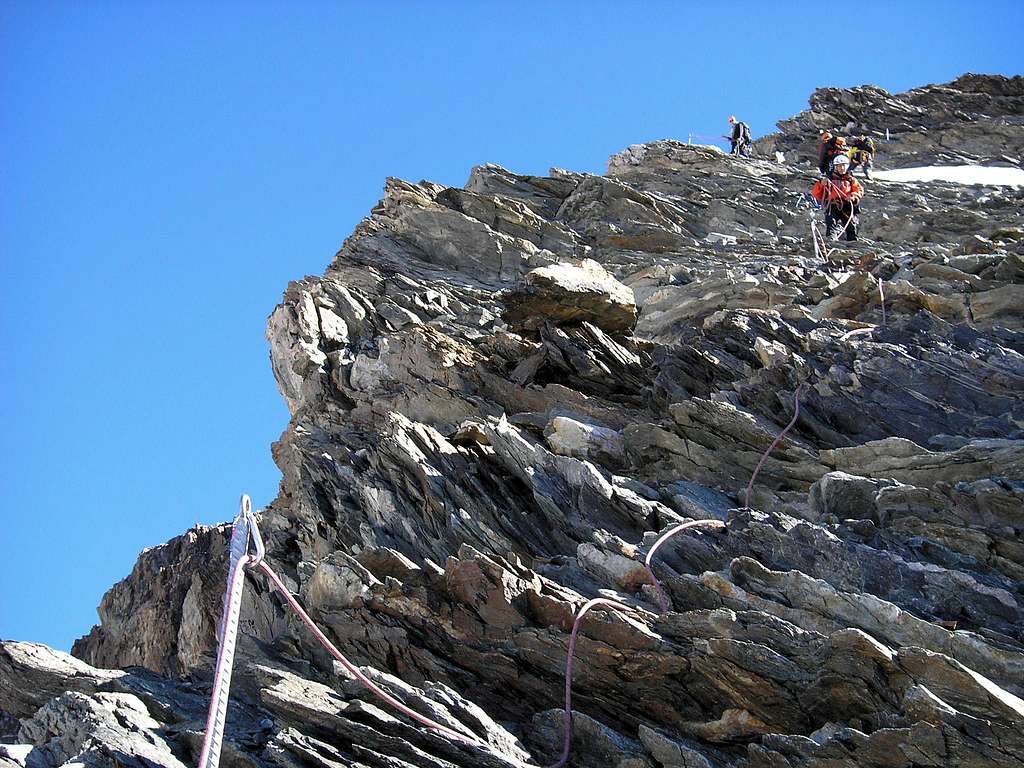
[818,131,875,178]
[812,130,879,241]
[719,115,877,242]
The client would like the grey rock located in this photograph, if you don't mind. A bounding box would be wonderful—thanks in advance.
[807,471,899,522]
[502,259,638,334]
[5,74,1024,768]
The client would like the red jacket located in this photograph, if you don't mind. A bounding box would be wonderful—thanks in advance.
[812,173,864,207]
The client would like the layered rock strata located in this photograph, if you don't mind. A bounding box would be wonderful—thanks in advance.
[4,75,1024,768]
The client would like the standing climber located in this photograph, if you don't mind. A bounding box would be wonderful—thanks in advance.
[727,116,752,157]
[811,153,865,241]
[817,133,848,174]
[816,132,833,173]
[849,134,876,178]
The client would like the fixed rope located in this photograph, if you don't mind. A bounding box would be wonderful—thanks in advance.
[877,276,887,326]
[196,497,483,768]
[200,499,731,768]
[254,559,481,746]
[743,385,806,509]
[643,520,727,612]
[197,496,263,768]
[546,598,636,768]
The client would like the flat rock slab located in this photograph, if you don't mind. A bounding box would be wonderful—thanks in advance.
[502,258,638,333]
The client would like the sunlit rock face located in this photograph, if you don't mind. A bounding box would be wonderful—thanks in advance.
[4,74,1023,768]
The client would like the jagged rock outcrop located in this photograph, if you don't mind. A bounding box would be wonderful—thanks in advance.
[4,75,1023,768]
[754,73,1024,169]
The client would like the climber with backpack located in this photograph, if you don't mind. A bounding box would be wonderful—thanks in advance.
[817,133,848,175]
[811,153,865,241]
[849,134,876,178]
[727,116,753,157]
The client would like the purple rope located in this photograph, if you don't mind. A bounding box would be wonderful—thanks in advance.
[643,519,727,612]
[743,385,806,509]
[547,598,635,768]
[549,520,727,765]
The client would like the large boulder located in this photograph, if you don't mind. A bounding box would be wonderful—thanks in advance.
[501,258,638,333]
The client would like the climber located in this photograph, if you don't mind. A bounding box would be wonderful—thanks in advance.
[817,133,847,175]
[816,132,833,174]
[727,116,752,157]
[811,153,865,241]
[849,134,876,178]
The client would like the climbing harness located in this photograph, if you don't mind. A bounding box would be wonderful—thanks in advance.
[814,176,858,251]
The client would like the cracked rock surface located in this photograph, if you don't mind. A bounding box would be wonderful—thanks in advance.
[4,75,1023,768]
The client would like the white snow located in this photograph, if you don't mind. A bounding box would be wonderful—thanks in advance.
[874,165,1024,187]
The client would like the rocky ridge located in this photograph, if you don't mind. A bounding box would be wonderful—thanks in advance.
[3,75,1023,768]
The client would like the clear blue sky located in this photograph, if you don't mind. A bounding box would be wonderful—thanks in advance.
[2,2,1021,653]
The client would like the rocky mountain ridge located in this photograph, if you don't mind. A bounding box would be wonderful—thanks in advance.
[3,74,1023,768]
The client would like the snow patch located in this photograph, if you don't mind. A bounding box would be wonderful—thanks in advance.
[874,165,1024,187]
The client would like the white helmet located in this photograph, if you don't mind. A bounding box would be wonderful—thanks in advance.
[831,153,850,172]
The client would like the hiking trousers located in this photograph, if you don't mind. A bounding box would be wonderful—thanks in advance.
[825,203,858,241]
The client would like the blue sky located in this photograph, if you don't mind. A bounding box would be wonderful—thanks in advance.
[1,2,1021,652]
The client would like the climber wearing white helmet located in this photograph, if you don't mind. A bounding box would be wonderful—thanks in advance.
[811,153,866,241]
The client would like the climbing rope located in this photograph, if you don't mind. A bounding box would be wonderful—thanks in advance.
[643,520,727,612]
[197,496,263,768]
[877,276,887,326]
[254,559,481,746]
[546,598,636,768]
[199,497,732,768]
[197,497,483,768]
[743,384,806,509]
[839,327,875,341]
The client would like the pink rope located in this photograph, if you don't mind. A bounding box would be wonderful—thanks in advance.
[201,503,729,768]
[256,560,482,747]
[546,598,636,768]
[743,385,806,509]
[643,520,727,612]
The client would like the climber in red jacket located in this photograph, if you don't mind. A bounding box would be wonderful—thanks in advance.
[812,153,865,241]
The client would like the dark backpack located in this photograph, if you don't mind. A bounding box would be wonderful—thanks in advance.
[739,122,752,143]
